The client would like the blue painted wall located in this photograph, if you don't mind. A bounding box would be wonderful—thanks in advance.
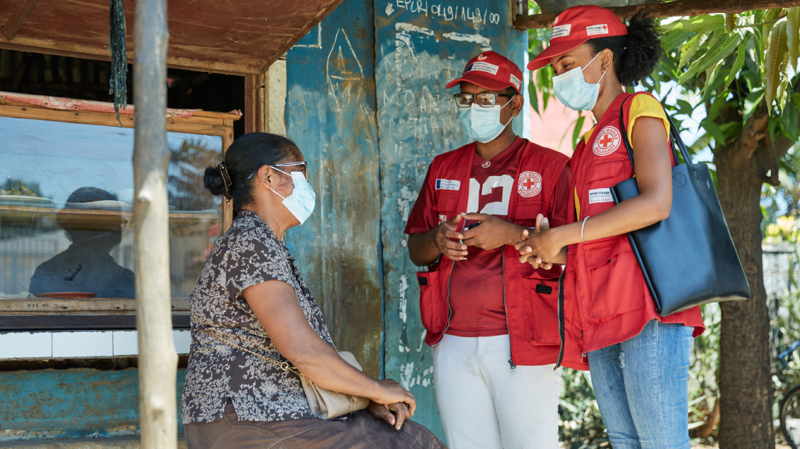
[374,0,527,437]
[284,0,385,378]
[0,368,186,441]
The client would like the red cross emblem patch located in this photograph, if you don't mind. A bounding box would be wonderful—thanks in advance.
[518,171,542,198]
[593,126,621,157]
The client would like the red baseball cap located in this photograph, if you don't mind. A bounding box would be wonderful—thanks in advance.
[446,51,524,94]
[528,5,628,71]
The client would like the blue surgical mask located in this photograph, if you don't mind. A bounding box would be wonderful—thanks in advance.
[552,52,606,111]
[458,95,516,143]
[269,167,316,225]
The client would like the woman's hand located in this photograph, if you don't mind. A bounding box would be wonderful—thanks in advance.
[370,379,416,416]
[368,400,412,431]
[515,215,561,268]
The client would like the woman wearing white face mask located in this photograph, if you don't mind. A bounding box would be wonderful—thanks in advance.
[517,6,704,449]
[182,133,446,449]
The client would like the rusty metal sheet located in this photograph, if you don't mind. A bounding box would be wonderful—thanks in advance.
[0,0,345,74]
[0,368,186,441]
[374,0,527,438]
[283,0,384,378]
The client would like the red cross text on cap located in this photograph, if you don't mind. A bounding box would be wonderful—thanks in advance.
[593,125,621,157]
[518,171,542,198]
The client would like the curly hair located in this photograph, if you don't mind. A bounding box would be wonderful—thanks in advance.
[587,14,663,86]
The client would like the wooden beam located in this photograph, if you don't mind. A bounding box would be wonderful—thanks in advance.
[0,37,263,75]
[244,73,265,134]
[0,0,38,42]
[132,0,177,445]
[515,0,800,29]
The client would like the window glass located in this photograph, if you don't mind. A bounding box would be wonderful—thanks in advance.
[0,116,222,299]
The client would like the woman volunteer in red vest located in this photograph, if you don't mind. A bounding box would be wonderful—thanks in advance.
[519,6,705,448]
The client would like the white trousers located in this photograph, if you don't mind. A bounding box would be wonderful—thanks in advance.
[432,334,561,449]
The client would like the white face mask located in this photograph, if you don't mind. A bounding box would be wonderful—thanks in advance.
[458,95,516,143]
[552,52,606,111]
[269,167,316,225]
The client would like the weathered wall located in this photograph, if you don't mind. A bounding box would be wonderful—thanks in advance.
[0,369,186,441]
[375,0,527,435]
[284,0,384,378]
[0,0,527,442]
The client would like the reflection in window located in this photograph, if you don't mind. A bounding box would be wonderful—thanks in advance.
[0,116,222,299]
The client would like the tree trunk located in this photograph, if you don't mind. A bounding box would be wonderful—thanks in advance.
[133,0,176,447]
[716,141,774,449]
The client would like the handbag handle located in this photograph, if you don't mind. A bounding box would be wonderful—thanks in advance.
[618,95,692,173]
[202,327,302,376]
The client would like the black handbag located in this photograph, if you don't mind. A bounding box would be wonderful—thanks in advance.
[610,97,750,316]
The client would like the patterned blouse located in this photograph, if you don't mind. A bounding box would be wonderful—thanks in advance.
[181,210,335,423]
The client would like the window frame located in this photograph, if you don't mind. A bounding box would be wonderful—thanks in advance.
[0,99,238,331]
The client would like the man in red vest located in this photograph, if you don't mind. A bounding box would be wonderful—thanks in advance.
[405,51,571,448]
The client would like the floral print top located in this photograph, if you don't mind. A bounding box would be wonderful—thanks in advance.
[181,211,334,423]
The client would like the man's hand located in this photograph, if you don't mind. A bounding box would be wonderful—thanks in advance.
[432,213,468,261]
[462,213,523,250]
[368,400,412,431]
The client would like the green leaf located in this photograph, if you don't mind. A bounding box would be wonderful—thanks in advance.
[764,9,784,52]
[701,119,726,145]
[678,32,708,70]
[708,90,728,121]
[725,40,748,89]
[572,114,586,150]
[679,32,742,85]
[744,88,765,123]
[662,30,695,51]
[528,85,540,116]
[788,7,800,72]
[663,15,725,33]
[704,60,724,94]
[702,71,729,103]
[780,96,799,140]
[794,93,800,116]
[676,99,693,116]
[726,14,736,33]
[690,132,713,154]
[720,121,744,140]
[765,20,789,109]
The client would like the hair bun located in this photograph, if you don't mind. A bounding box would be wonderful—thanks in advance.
[203,165,227,197]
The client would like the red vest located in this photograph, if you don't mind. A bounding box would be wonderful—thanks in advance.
[415,139,570,367]
[559,92,705,370]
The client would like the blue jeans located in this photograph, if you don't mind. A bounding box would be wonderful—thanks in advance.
[587,320,693,449]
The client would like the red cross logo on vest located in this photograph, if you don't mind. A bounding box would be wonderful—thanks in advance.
[518,171,542,198]
[593,125,621,156]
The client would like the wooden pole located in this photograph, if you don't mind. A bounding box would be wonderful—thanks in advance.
[132,0,176,446]
[515,0,800,29]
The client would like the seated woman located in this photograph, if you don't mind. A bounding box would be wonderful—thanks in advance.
[182,133,445,449]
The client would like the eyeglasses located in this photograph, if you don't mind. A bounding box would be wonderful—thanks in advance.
[247,161,308,179]
[454,93,515,109]
[272,161,307,178]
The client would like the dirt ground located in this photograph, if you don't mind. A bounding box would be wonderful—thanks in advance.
[692,444,792,449]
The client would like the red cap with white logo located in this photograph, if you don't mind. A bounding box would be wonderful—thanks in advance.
[527,5,628,71]
[446,51,524,94]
